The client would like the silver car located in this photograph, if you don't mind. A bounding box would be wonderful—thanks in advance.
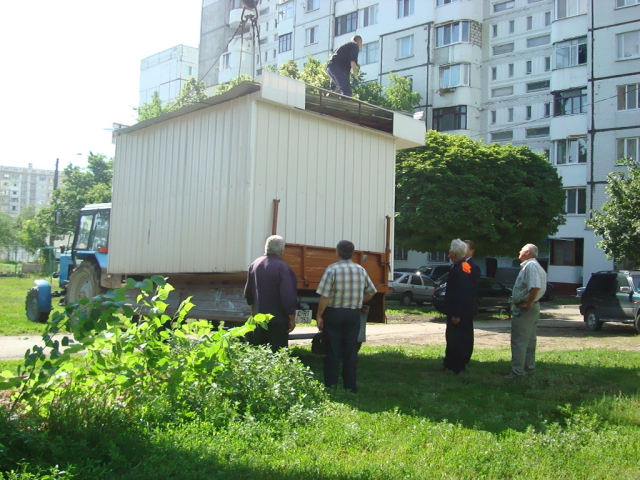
[387,273,435,306]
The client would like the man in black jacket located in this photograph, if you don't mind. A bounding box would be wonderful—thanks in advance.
[326,35,362,97]
[442,239,478,374]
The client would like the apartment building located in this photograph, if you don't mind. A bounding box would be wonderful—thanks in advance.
[0,165,56,217]
[139,45,199,105]
[197,0,640,292]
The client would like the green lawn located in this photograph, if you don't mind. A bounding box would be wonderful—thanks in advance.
[2,346,639,479]
[0,275,60,335]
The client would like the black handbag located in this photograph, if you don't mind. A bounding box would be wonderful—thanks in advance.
[311,330,327,355]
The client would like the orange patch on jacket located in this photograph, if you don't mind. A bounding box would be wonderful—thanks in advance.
[462,262,471,274]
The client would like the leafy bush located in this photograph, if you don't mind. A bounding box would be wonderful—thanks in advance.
[0,276,327,431]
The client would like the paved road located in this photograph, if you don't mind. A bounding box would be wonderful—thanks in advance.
[1,305,637,360]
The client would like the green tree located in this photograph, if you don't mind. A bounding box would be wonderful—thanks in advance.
[586,158,640,264]
[19,154,113,251]
[0,212,17,247]
[353,73,387,106]
[215,74,256,95]
[395,131,565,257]
[298,55,331,89]
[135,79,207,122]
[384,73,422,113]
[278,60,300,80]
[135,91,166,122]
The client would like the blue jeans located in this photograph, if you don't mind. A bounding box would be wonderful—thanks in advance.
[323,307,360,392]
[326,64,352,97]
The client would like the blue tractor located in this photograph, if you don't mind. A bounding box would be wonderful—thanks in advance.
[26,203,111,323]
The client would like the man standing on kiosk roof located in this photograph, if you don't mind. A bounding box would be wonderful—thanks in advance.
[326,35,362,97]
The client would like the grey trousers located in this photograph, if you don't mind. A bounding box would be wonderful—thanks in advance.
[510,303,539,375]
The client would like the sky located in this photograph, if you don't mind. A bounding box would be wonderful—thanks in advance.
[0,0,203,171]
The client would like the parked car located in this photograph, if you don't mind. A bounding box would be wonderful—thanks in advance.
[387,273,436,306]
[432,276,512,314]
[394,267,420,273]
[418,264,452,281]
[494,267,556,301]
[579,270,640,332]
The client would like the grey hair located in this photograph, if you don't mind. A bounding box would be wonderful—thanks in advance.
[265,235,285,255]
[449,238,468,259]
[524,243,538,257]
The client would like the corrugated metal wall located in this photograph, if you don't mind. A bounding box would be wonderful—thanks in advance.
[249,101,395,258]
[110,95,254,274]
[110,93,396,275]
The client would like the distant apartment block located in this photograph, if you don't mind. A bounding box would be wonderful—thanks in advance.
[139,45,199,105]
[196,0,640,292]
[0,164,56,217]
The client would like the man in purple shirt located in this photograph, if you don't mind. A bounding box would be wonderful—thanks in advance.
[244,235,298,352]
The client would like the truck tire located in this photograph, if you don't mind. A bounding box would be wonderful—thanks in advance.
[25,287,49,323]
[585,308,602,332]
[66,262,104,304]
[635,314,640,334]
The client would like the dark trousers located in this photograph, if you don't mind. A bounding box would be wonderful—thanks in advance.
[323,307,360,392]
[443,315,474,373]
[326,64,352,97]
[251,317,288,353]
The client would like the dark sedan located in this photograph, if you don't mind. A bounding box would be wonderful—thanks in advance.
[432,276,512,314]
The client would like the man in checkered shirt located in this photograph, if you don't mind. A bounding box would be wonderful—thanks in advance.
[316,240,376,393]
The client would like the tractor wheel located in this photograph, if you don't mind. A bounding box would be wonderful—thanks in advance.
[66,262,104,305]
[25,287,49,323]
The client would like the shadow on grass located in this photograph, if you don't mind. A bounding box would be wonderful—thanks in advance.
[292,346,640,435]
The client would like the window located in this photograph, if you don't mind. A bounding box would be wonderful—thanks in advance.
[259,7,269,16]
[278,1,294,20]
[491,110,497,124]
[527,16,533,30]
[394,246,408,260]
[264,51,269,62]
[526,127,550,137]
[491,66,497,80]
[305,26,318,45]
[492,24,498,37]
[526,60,532,74]
[554,87,587,115]
[617,137,639,161]
[617,30,640,59]
[508,63,514,77]
[526,80,550,91]
[492,130,513,141]
[508,108,514,122]
[526,105,532,119]
[555,137,587,164]
[440,63,470,88]
[565,188,586,214]
[398,0,415,17]
[335,12,357,36]
[545,102,551,116]
[492,86,513,97]
[556,0,587,19]
[220,54,230,69]
[494,1,515,12]
[550,238,584,266]
[279,33,292,52]
[433,106,467,131]
[509,20,515,33]
[437,0,461,4]
[259,37,268,45]
[362,4,378,27]
[397,35,414,58]
[493,43,514,55]
[617,0,640,6]
[545,11,551,26]
[617,84,640,110]
[307,0,319,11]
[360,41,379,65]
[436,21,470,46]
[528,35,550,48]
[544,56,551,71]
[555,37,587,68]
